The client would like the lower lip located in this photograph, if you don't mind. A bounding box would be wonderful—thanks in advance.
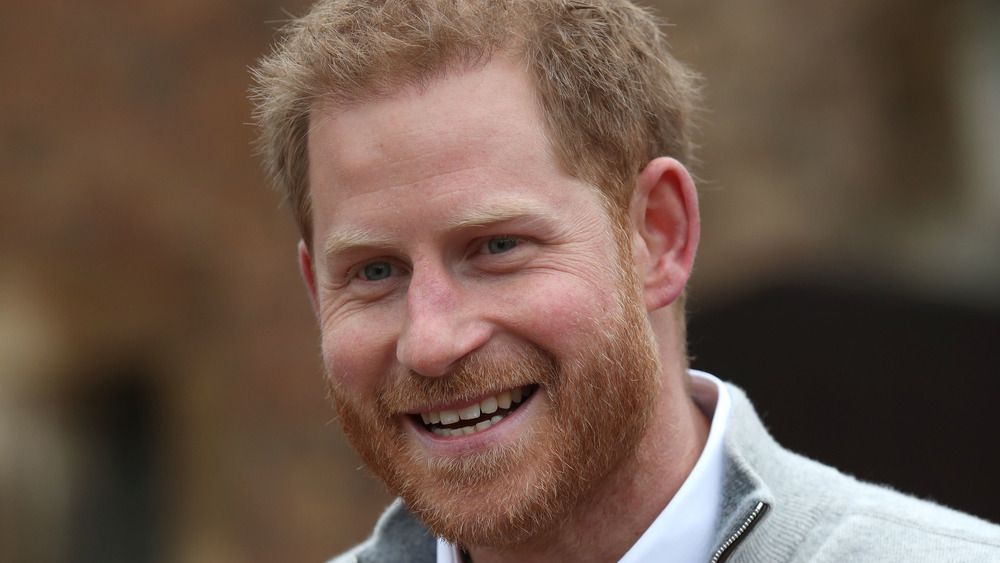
[404,389,543,454]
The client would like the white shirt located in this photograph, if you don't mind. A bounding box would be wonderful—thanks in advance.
[437,371,732,563]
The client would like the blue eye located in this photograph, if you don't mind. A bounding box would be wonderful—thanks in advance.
[487,237,518,254]
[361,262,394,281]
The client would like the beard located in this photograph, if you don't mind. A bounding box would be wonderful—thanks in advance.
[327,259,662,549]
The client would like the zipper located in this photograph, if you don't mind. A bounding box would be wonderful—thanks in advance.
[708,501,769,563]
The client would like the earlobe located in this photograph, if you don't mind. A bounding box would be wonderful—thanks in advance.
[298,239,321,317]
[631,157,700,312]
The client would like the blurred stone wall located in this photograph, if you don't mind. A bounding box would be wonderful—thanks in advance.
[1,0,996,562]
[668,0,999,304]
[2,1,388,562]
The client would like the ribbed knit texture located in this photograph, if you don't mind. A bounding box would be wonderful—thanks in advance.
[715,384,1000,562]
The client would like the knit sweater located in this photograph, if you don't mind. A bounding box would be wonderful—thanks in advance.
[330,383,1000,562]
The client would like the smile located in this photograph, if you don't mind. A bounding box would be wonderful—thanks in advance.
[417,385,537,437]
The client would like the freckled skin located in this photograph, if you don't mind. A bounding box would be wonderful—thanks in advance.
[299,57,708,563]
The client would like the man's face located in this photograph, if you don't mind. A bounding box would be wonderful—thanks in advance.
[304,59,661,547]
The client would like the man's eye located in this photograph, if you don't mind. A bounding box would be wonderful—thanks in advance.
[360,261,394,281]
[486,237,518,254]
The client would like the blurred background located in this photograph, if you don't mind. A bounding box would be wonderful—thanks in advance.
[1,0,997,561]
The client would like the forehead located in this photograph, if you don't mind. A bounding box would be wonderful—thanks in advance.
[304,58,613,250]
[308,58,554,189]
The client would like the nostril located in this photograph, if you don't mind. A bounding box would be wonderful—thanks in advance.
[397,276,493,377]
[396,335,457,378]
[397,322,484,379]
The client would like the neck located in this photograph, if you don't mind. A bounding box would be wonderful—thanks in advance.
[468,362,711,563]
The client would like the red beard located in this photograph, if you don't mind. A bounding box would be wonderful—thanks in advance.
[329,267,661,548]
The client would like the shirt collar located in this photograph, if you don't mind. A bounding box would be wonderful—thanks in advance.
[617,370,731,563]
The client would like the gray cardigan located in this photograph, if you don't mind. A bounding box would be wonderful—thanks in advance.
[331,383,1000,562]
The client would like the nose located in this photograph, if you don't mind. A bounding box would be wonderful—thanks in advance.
[396,264,490,377]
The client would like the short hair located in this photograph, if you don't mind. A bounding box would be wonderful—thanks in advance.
[251,0,699,244]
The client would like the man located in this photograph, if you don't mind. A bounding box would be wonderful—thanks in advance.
[250,1,1000,561]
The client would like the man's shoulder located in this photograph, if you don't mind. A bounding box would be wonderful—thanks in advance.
[721,381,1000,561]
[807,474,1000,560]
[326,499,436,563]
[813,485,1000,561]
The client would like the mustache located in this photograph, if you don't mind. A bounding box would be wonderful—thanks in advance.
[374,344,559,414]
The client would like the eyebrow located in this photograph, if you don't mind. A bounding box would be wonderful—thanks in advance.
[322,200,557,260]
[322,227,397,261]
[443,200,554,230]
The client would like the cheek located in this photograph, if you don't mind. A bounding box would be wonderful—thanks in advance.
[319,314,399,396]
[503,274,621,354]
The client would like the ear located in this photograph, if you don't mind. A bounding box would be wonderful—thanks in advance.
[298,239,321,317]
[630,157,700,312]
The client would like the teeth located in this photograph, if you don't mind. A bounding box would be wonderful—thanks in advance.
[430,418,497,437]
[439,410,460,425]
[497,391,512,409]
[458,403,481,421]
[420,386,532,438]
[481,396,498,414]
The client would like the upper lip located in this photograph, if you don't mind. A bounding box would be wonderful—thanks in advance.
[403,384,530,415]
